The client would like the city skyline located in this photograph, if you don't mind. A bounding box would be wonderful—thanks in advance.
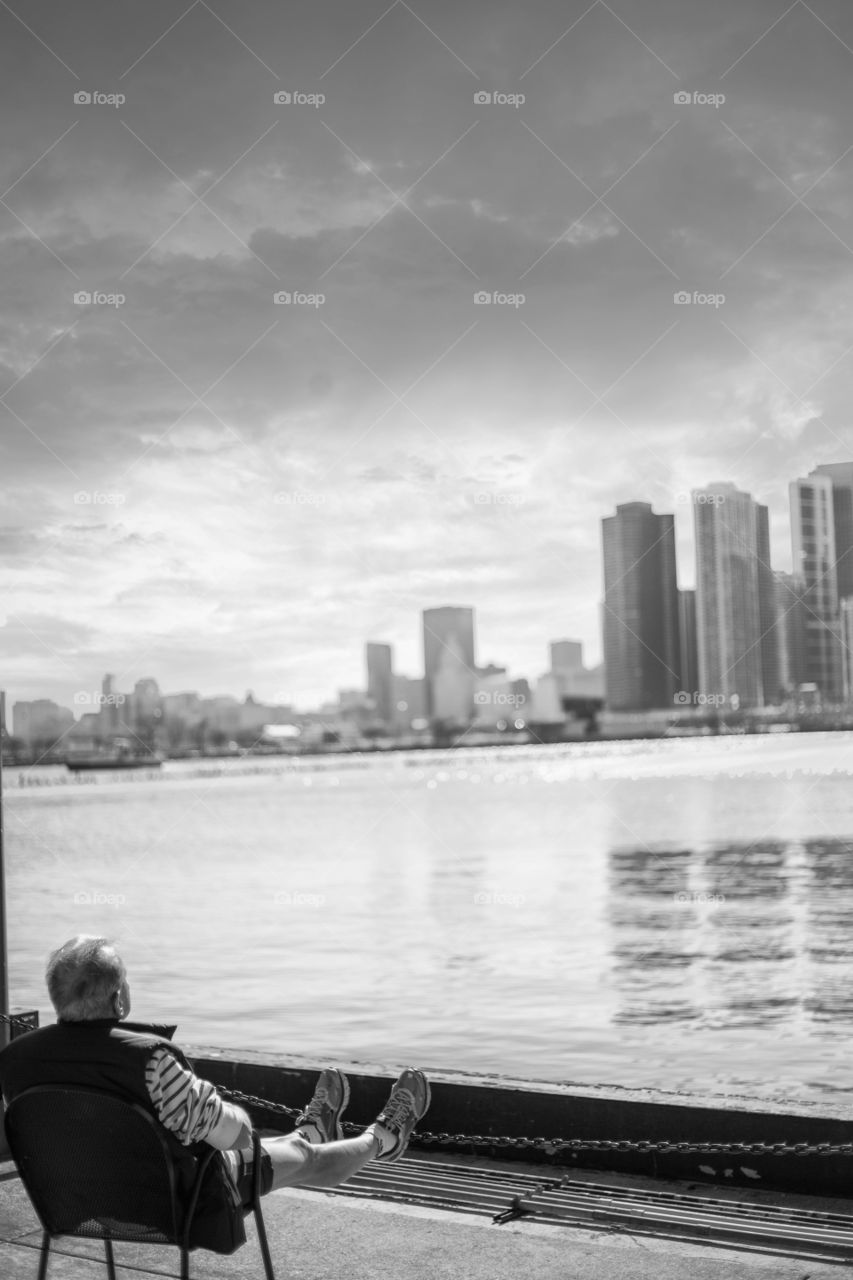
[5,455,853,717]
[3,1,853,710]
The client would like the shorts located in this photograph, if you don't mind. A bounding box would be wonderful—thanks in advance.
[222,1145,274,1206]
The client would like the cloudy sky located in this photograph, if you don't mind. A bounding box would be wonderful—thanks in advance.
[2,0,853,711]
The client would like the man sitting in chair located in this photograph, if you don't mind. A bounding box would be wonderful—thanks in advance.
[0,936,431,1252]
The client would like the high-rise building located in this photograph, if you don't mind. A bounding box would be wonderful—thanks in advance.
[550,640,584,675]
[790,472,843,700]
[12,699,74,747]
[841,598,853,702]
[693,483,765,707]
[365,642,394,727]
[601,502,680,711]
[422,606,476,720]
[773,571,807,696]
[392,675,426,732]
[678,590,698,696]
[756,503,783,705]
[813,462,853,601]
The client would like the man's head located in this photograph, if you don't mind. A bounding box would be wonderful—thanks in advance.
[45,935,131,1023]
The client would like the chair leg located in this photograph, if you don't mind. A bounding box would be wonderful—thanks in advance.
[251,1130,276,1280]
[37,1231,50,1280]
[103,1237,117,1280]
[180,1245,190,1280]
[254,1204,275,1280]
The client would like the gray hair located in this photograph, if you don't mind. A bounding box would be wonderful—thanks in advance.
[46,935,126,1022]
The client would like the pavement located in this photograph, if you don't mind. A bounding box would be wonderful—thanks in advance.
[1,1154,851,1280]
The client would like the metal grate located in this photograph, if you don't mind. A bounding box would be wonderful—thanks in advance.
[310,1154,853,1266]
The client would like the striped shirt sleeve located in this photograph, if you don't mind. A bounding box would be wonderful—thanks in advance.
[144,1046,225,1146]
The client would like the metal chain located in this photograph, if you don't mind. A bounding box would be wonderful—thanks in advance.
[217,1086,853,1159]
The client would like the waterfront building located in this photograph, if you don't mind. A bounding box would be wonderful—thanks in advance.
[550,640,584,675]
[601,502,680,711]
[677,590,699,697]
[422,606,476,721]
[813,461,853,601]
[790,472,844,701]
[366,642,394,727]
[12,699,74,747]
[392,674,427,733]
[693,483,765,708]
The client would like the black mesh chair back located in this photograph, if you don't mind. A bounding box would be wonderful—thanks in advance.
[4,1084,276,1280]
[6,1084,182,1243]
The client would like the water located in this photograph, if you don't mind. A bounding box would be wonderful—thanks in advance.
[6,733,853,1104]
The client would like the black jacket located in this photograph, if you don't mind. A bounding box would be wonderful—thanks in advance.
[0,1018,246,1253]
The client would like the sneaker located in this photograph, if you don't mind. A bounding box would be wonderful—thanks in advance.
[373,1067,431,1162]
[295,1068,350,1143]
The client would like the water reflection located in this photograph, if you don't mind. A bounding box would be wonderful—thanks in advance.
[608,838,853,1031]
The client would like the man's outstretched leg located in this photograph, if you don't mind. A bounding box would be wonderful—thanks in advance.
[229,1066,431,1194]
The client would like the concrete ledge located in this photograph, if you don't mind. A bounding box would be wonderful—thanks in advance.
[187,1045,853,1199]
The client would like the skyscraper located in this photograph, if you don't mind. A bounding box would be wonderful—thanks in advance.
[813,461,853,601]
[756,503,783,705]
[550,639,584,675]
[678,589,698,697]
[693,483,765,707]
[790,472,843,700]
[365,642,394,727]
[601,502,680,711]
[422,606,476,720]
